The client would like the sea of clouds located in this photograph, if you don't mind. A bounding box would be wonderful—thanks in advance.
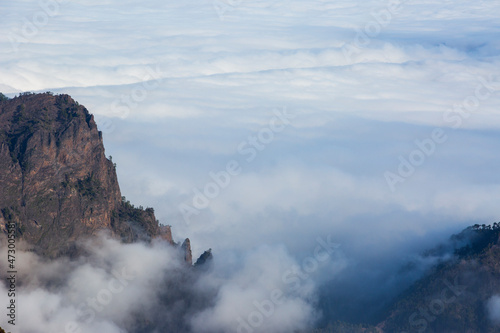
[1,0,500,331]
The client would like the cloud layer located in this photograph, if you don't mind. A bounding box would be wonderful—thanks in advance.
[1,0,500,330]
[0,234,341,332]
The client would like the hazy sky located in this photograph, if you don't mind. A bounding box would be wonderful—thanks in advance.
[1,0,500,331]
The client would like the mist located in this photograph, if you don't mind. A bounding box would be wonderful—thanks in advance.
[0,233,347,332]
[487,295,500,326]
[1,0,500,331]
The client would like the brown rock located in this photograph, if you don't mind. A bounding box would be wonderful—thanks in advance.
[0,93,165,257]
[182,238,193,265]
[159,224,174,244]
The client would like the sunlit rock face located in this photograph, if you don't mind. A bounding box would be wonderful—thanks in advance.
[0,93,164,257]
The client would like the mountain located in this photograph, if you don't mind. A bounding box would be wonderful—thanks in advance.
[4,92,500,332]
[377,224,500,332]
[312,224,500,332]
[0,92,198,261]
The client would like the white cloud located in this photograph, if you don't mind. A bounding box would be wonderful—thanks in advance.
[190,245,321,333]
[1,0,500,329]
[0,234,328,333]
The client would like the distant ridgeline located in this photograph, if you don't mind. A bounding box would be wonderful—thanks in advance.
[309,223,500,333]
[0,92,211,264]
[375,223,500,332]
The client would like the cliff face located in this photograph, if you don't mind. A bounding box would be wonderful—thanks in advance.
[182,238,193,265]
[0,92,172,257]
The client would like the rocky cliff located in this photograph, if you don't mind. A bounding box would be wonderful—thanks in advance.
[0,92,181,258]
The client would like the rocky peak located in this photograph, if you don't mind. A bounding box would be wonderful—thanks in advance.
[0,93,159,257]
[194,248,213,268]
[159,224,174,244]
[0,93,126,256]
[0,92,212,263]
[182,238,193,265]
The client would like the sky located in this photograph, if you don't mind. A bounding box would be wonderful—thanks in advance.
[1,0,500,331]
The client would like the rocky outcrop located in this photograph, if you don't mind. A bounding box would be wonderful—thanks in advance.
[194,248,213,267]
[182,238,193,265]
[159,224,174,244]
[0,93,168,257]
[0,92,213,263]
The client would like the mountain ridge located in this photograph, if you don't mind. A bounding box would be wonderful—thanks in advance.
[0,92,204,263]
[315,224,500,332]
